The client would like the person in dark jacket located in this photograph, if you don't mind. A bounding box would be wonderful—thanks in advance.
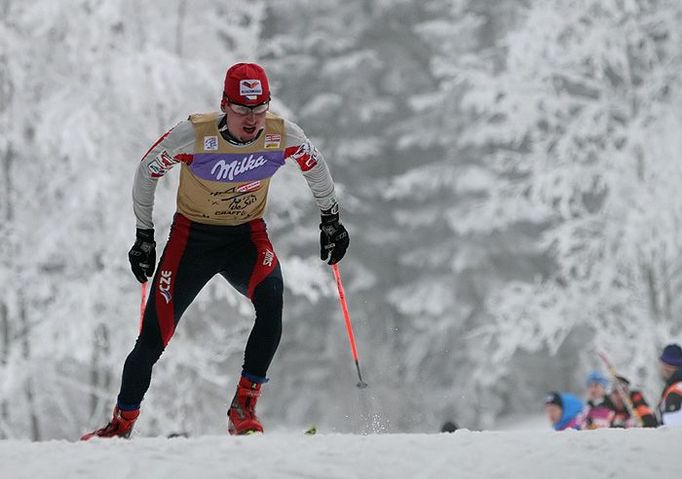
[582,370,613,429]
[658,343,682,427]
[609,375,657,428]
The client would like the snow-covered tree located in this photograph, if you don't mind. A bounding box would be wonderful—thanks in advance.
[0,0,269,439]
[262,0,531,431]
[5,0,680,438]
[452,0,682,405]
[374,0,532,428]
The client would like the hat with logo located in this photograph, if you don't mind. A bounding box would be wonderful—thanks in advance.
[221,63,270,110]
[660,343,682,367]
[585,370,608,387]
[544,392,563,409]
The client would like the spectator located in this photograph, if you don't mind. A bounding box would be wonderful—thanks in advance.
[609,375,657,428]
[658,343,682,427]
[544,392,583,431]
[582,370,613,429]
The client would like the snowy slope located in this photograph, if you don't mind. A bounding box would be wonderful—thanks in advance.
[1,428,680,479]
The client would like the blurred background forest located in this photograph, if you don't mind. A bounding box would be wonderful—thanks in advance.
[1,0,681,439]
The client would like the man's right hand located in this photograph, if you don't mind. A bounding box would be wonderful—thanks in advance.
[128,229,156,283]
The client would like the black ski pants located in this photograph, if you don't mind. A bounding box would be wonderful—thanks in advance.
[117,213,283,409]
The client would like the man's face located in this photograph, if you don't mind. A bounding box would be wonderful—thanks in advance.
[587,382,606,401]
[223,101,269,142]
[545,404,562,424]
[660,361,676,380]
[610,390,624,409]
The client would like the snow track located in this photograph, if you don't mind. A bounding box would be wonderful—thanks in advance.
[1,428,680,479]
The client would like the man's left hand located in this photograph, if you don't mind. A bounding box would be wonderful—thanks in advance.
[320,208,349,265]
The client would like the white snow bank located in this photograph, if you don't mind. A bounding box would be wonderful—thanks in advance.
[1,428,679,479]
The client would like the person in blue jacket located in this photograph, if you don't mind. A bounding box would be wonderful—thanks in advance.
[544,392,583,430]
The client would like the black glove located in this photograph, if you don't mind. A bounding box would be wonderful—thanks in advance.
[128,228,156,283]
[319,207,349,265]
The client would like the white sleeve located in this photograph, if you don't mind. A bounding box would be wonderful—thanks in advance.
[132,119,195,230]
[662,408,682,426]
[283,118,338,212]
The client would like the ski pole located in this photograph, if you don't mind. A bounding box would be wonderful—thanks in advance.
[139,281,148,332]
[331,263,368,389]
[597,351,642,426]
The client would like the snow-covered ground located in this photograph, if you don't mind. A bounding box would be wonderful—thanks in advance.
[1,428,679,479]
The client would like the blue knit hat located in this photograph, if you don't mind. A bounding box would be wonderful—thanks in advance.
[660,344,682,367]
[585,370,608,387]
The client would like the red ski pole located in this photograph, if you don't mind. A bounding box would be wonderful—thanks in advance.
[331,263,368,388]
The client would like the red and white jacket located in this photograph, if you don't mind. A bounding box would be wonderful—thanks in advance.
[659,369,682,427]
[133,111,337,228]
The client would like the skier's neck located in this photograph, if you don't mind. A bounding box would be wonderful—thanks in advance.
[218,115,261,146]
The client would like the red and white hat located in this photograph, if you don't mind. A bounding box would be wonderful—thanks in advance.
[221,63,270,110]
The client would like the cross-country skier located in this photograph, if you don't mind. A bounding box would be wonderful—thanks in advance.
[81,63,350,439]
[658,343,682,427]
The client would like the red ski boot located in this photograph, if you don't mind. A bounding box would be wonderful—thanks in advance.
[80,406,140,440]
[227,376,264,435]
